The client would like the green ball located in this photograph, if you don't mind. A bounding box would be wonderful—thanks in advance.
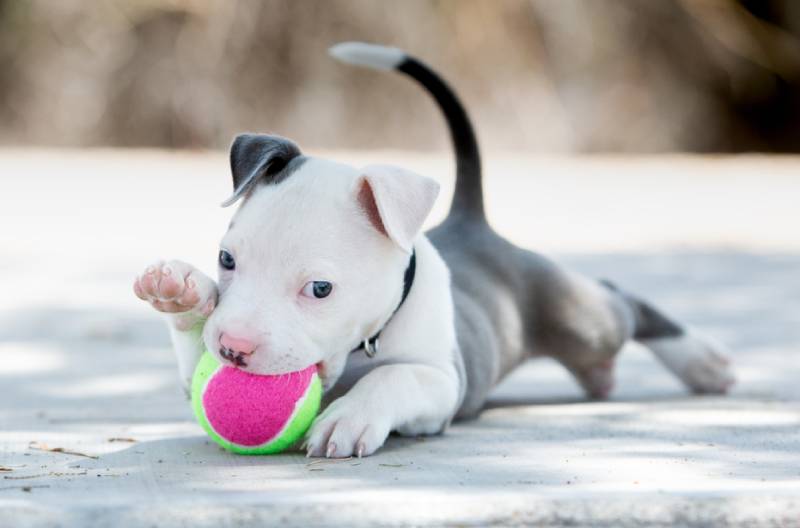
[191,351,322,455]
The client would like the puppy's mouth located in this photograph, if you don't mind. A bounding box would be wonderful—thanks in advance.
[219,347,251,368]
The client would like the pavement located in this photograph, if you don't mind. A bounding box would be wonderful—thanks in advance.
[1,149,799,527]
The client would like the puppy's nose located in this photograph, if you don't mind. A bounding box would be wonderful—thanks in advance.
[219,333,258,356]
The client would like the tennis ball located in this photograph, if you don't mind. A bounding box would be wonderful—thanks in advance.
[191,351,322,455]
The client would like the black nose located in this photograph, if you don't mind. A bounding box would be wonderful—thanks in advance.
[220,347,249,367]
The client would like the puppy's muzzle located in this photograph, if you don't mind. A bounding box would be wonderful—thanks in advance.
[219,333,257,368]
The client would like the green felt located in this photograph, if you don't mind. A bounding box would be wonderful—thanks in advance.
[191,351,322,455]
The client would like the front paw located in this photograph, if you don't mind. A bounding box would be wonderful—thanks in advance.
[133,260,217,330]
[305,397,392,458]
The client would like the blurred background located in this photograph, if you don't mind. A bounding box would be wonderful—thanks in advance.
[2,3,800,522]
[3,0,800,152]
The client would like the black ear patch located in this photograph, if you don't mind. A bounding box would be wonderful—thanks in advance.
[221,134,303,207]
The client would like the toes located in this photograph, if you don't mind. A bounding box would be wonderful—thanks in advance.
[176,277,200,306]
[157,265,184,299]
[136,260,217,317]
[140,267,161,298]
[309,416,388,459]
[305,417,339,458]
[646,333,735,395]
[304,399,390,459]
[689,358,735,394]
[692,339,735,393]
[327,421,364,458]
[199,299,215,317]
[133,278,147,300]
[355,425,382,458]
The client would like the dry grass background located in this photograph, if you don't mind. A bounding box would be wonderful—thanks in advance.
[3,0,800,153]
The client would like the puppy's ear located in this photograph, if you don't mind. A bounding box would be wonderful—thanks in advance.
[222,134,302,207]
[355,164,440,253]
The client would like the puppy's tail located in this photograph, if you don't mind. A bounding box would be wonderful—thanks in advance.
[329,42,484,222]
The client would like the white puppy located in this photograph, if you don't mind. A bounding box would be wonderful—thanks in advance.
[134,43,734,458]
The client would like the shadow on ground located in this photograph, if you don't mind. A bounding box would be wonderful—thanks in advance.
[1,251,799,526]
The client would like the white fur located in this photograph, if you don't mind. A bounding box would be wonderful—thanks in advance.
[641,332,735,394]
[169,322,205,392]
[328,42,405,71]
[142,155,459,457]
[305,236,461,457]
[359,164,440,253]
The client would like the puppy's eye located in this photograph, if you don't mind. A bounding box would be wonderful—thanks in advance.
[301,281,333,299]
[218,250,235,270]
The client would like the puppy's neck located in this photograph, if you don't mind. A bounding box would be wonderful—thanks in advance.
[352,250,416,357]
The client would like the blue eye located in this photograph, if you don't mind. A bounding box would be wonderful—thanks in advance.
[302,281,333,299]
[219,250,235,270]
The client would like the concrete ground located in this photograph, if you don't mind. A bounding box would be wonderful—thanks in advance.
[1,150,799,527]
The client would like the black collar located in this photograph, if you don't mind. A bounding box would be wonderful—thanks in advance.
[352,249,417,358]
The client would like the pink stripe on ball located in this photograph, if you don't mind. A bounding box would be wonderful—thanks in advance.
[202,364,316,446]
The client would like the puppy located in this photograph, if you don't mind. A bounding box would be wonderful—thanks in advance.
[134,42,735,458]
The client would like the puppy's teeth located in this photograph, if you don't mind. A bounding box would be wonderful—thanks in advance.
[326,443,336,458]
[186,278,196,289]
[356,443,365,458]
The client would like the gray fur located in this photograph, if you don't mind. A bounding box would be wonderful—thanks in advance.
[428,209,685,419]
[339,43,698,419]
[223,134,304,207]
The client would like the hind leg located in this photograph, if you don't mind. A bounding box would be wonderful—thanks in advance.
[606,282,735,394]
[640,333,734,393]
[568,358,617,399]
[535,269,636,400]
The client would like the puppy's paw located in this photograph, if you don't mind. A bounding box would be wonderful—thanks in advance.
[574,358,615,400]
[304,397,392,458]
[646,332,735,394]
[680,334,735,394]
[134,260,217,330]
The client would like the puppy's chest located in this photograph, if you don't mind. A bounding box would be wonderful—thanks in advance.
[324,352,388,401]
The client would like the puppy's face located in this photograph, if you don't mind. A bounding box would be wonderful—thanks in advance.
[202,136,438,379]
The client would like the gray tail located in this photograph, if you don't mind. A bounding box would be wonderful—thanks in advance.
[329,42,484,221]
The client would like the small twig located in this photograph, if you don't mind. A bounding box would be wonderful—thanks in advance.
[4,470,88,480]
[107,437,137,443]
[0,485,50,492]
[28,442,98,460]
[49,470,88,477]
[379,463,405,468]
[305,456,352,467]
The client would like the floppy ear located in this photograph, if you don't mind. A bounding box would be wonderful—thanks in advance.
[355,164,440,253]
[222,134,302,207]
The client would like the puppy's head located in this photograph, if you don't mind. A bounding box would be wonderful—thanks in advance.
[202,134,439,380]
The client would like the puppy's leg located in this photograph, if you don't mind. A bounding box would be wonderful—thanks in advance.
[305,362,460,458]
[537,270,634,399]
[607,283,735,394]
[134,260,218,392]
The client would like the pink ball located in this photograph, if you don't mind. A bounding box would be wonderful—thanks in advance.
[191,352,322,454]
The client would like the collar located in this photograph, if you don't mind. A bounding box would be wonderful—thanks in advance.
[351,248,417,358]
